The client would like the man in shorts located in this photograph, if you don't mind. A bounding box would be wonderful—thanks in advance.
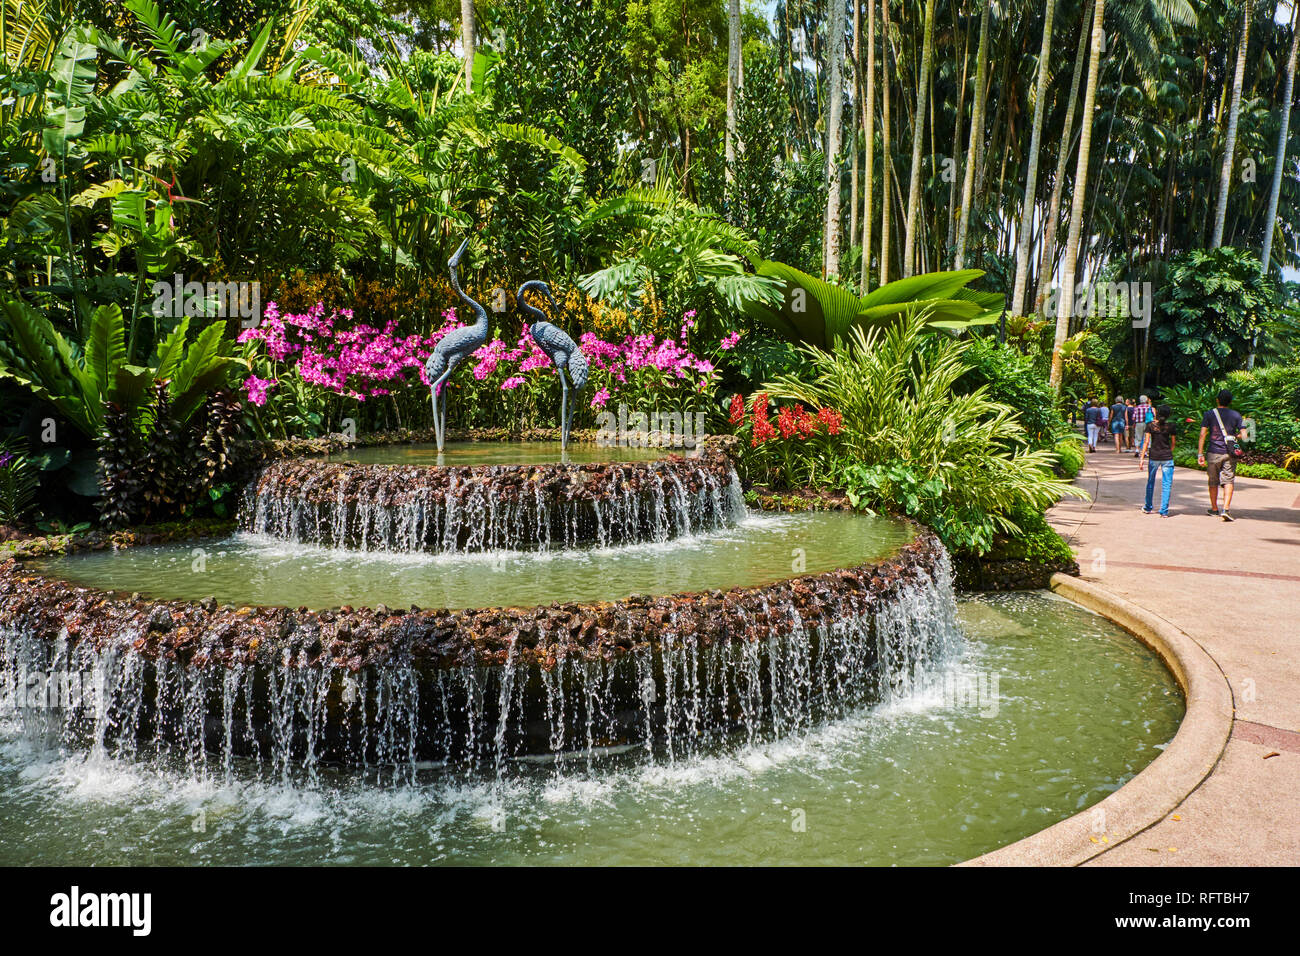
[1197,389,1249,522]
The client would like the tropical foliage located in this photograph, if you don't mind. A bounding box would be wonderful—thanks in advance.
[4,0,1297,543]
[740,314,1085,554]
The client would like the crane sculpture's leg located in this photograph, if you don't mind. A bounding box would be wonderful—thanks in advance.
[434,385,444,452]
[431,372,454,452]
[569,387,581,449]
[558,371,570,451]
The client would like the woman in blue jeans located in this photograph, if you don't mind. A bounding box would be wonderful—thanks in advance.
[1138,405,1177,516]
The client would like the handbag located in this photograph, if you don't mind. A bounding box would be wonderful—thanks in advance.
[1212,407,1245,458]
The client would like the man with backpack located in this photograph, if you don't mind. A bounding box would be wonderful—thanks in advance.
[1131,395,1152,458]
[1197,390,1249,522]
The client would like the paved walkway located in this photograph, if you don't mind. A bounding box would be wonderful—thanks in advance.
[1046,443,1300,865]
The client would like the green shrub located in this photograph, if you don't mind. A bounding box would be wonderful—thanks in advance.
[1160,368,1300,453]
[1237,463,1300,483]
[1152,248,1283,384]
[757,314,1086,555]
[1053,436,1086,479]
[982,508,1074,564]
[958,336,1068,449]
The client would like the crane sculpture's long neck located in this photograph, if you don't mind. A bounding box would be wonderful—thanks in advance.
[450,258,488,332]
[516,284,548,333]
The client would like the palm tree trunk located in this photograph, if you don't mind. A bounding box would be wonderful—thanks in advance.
[1050,0,1105,392]
[881,0,893,285]
[949,26,969,257]
[1010,0,1057,315]
[824,0,848,278]
[1260,0,1297,273]
[1249,1,1297,370]
[461,0,475,93]
[1212,1,1251,249]
[902,0,936,277]
[860,0,877,290]
[954,0,991,270]
[726,0,741,187]
[850,1,862,252]
[1034,0,1092,318]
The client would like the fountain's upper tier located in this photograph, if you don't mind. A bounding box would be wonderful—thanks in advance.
[241,440,744,553]
[327,440,674,467]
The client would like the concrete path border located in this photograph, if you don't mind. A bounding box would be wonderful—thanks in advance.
[960,573,1234,866]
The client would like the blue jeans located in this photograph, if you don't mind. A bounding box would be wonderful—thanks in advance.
[1145,460,1174,515]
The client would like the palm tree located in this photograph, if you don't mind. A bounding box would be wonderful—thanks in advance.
[726,0,741,186]
[1050,0,1106,391]
[1260,0,1296,273]
[1035,0,1093,319]
[824,0,848,278]
[902,0,937,277]
[850,0,861,251]
[881,0,894,284]
[954,0,991,270]
[461,0,475,93]
[861,0,877,290]
[1010,0,1058,314]
[1248,0,1297,370]
[1211,0,1251,248]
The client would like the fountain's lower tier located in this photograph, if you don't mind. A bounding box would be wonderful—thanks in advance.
[0,519,956,769]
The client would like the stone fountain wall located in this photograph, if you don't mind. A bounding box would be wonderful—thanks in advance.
[239,443,744,552]
[0,528,958,771]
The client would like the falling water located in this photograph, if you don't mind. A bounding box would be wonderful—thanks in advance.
[0,551,960,779]
[241,460,746,553]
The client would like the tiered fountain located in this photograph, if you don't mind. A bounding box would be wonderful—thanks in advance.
[0,248,960,777]
[0,435,959,775]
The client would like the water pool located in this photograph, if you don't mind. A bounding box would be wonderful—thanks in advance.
[0,592,1182,865]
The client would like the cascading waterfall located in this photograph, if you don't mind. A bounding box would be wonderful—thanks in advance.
[0,550,961,779]
[240,457,747,553]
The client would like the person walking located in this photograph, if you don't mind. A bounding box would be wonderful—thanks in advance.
[1197,389,1249,522]
[1084,399,1102,452]
[1109,395,1127,453]
[1131,394,1152,458]
[1139,404,1177,516]
[1124,398,1137,450]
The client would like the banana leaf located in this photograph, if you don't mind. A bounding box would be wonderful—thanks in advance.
[742,260,1005,349]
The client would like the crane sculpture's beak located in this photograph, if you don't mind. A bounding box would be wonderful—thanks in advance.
[450,237,470,267]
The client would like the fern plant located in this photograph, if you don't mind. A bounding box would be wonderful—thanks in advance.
[0,439,40,526]
[0,294,237,439]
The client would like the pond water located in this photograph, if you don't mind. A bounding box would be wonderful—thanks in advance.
[32,511,913,610]
[0,592,1183,865]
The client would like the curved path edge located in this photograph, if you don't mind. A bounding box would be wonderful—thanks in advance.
[959,572,1233,867]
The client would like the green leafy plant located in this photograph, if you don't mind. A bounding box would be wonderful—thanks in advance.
[579,182,784,320]
[0,293,237,439]
[1152,248,1285,383]
[754,314,1085,555]
[740,263,1003,350]
[958,336,1068,449]
[0,438,39,524]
